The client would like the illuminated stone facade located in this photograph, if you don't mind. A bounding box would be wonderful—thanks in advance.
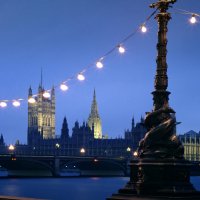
[28,85,55,142]
[179,130,200,161]
[87,90,102,139]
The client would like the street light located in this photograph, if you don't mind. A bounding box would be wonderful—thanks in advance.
[109,0,200,199]
[55,143,60,149]
[8,144,15,151]
[8,144,16,160]
[80,148,85,154]
[126,147,131,152]
[55,143,60,156]
[133,151,138,157]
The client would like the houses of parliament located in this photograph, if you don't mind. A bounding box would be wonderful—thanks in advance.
[1,83,199,161]
[26,83,147,156]
[0,83,146,157]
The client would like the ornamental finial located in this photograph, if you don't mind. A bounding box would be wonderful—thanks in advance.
[150,0,177,12]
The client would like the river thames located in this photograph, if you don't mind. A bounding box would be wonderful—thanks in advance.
[0,177,199,200]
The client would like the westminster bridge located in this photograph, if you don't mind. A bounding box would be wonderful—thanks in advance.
[0,154,129,177]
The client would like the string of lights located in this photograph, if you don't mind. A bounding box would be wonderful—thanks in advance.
[0,9,157,108]
[173,8,200,24]
[0,7,199,109]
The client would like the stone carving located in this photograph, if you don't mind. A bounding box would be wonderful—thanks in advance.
[138,106,184,159]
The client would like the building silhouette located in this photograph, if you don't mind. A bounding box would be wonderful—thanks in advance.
[0,134,5,146]
[2,86,199,160]
[0,89,147,157]
[61,116,69,139]
[124,116,146,146]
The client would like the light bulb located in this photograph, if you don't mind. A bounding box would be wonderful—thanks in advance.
[96,61,103,69]
[77,74,85,81]
[60,83,69,91]
[43,91,51,98]
[13,101,20,107]
[28,97,36,104]
[118,46,125,54]
[141,25,147,33]
[190,15,197,24]
[0,102,7,108]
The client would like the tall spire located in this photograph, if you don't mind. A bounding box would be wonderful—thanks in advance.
[28,86,32,97]
[88,90,102,139]
[61,116,69,138]
[90,89,99,117]
[40,67,43,88]
[131,115,135,132]
[38,68,43,93]
[93,89,96,101]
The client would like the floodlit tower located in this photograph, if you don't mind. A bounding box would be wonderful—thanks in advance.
[87,90,102,139]
[28,85,55,141]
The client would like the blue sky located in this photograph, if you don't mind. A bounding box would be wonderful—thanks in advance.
[0,0,200,144]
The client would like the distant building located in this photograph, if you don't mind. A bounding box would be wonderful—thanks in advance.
[0,134,5,146]
[179,130,200,161]
[87,90,102,139]
[0,134,6,154]
[60,116,69,140]
[27,84,55,145]
[125,116,146,147]
[0,90,147,158]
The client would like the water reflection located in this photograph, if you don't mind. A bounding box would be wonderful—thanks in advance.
[0,177,199,200]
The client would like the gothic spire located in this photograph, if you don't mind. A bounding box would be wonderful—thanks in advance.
[88,90,102,139]
[40,67,43,88]
[131,115,135,131]
[38,68,43,92]
[93,89,96,101]
[28,86,32,97]
[61,116,69,138]
[90,89,99,118]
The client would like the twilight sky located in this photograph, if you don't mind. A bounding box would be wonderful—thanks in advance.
[0,0,200,144]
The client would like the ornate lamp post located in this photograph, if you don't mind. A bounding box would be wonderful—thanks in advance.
[137,0,184,161]
[108,0,200,199]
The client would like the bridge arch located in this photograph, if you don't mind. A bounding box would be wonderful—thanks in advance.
[60,158,127,175]
[0,157,55,176]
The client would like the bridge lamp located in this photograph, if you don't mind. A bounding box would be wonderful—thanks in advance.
[8,144,15,151]
[133,151,138,157]
[126,147,131,152]
[94,158,98,162]
[80,148,85,154]
[55,143,60,149]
